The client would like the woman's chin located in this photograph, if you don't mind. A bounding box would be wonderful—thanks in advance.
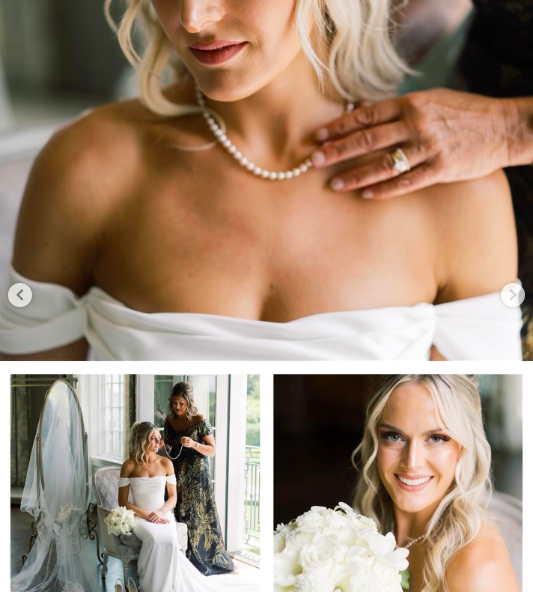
[193,73,271,104]
[197,85,255,103]
[391,492,435,515]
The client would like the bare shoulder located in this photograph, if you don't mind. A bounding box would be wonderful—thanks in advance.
[423,170,517,302]
[22,99,149,210]
[160,456,175,474]
[447,523,518,592]
[120,458,136,479]
[12,99,158,293]
[196,413,206,422]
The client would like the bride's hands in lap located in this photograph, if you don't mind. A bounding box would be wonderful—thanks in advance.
[146,511,169,524]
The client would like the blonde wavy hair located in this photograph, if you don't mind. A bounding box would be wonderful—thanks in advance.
[168,381,200,421]
[353,375,492,592]
[104,0,412,117]
[129,421,159,466]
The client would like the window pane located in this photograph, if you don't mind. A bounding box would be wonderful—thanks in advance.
[105,381,112,407]
[99,375,124,460]
[113,381,121,407]
[113,407,120,431]
[105,431,112,455]
[113,431,121,456]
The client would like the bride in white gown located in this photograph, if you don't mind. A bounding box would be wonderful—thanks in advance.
[119,422,258,592]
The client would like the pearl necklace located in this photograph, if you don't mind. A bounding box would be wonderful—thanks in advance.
[404,534,425,549]
[195,86,355,181]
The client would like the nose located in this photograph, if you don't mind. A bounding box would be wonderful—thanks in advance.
[180,0,224,34]
[404,439,425,471]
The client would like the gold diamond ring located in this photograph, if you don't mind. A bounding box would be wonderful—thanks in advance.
[391,148,411,174]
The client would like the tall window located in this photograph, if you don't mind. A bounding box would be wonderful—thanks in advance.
[101,375,124,459]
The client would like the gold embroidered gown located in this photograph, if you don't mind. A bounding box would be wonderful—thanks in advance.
[165,418,234,576]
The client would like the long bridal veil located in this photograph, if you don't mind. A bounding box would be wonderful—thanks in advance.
[11,381,98,592]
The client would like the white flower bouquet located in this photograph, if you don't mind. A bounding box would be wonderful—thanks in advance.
[104,506,136,537]
[274,502,409,592]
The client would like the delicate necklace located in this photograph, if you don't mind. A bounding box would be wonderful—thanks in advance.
[404,534,425,549]
[195,86,355,181]
[398,531,425,591]
[162,443,183,461]
[393,520,426,549]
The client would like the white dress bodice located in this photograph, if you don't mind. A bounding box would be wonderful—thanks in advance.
[119,476,172,514]
[0,264,523,360]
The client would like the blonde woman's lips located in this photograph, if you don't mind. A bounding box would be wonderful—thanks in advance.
[394,474,434,491]
[189,41,248,65]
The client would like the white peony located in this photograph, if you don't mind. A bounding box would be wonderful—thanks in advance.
[274,502,409,592]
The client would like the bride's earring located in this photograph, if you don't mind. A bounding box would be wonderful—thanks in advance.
[127,577,139,591]
[114,579,124,592]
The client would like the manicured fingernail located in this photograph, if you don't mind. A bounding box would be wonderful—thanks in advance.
[316,128,329,141]
[312,151,326,166]
[362,190,374,199]
[331,178,344,191]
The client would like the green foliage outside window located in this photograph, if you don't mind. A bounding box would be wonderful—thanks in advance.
[247,375,260,448]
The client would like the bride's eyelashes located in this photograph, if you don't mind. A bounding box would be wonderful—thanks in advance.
[378,431,451,446]
[379,431,403,444]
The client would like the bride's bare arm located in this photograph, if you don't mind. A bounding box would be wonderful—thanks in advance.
[428,170,517,360]
[446,523,519,592]
[1,106,139,360]
[435,170,517,303]
[118,460,150,520]
[157,458,178,514]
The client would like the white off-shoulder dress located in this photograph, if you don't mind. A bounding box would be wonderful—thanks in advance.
[0,264,523,360]
[119,475,258,592]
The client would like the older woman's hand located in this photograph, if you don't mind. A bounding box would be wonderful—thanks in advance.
[180,436,196,448]
[313,89,532,199]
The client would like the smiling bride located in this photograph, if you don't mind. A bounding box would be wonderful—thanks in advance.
[0,0,522,361]
[353,375,519,592]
